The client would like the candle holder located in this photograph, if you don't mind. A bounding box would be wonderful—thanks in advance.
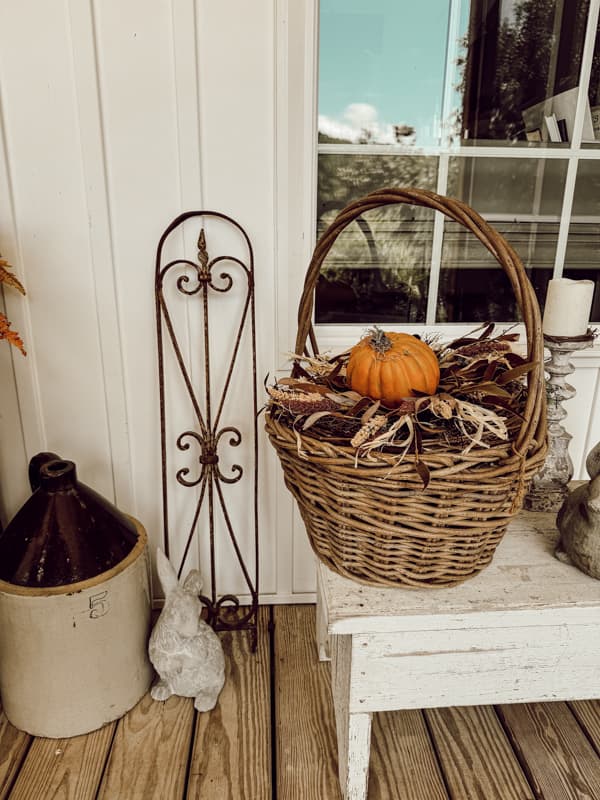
[524,331,595,513]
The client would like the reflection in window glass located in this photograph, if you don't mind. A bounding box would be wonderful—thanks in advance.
[319,0,591,147]
[447,158,568,216]
[315,207,434,325]
[589,14,600,141]
[315,156,438,324]
[564,162,600,321]
[317,154,438,216]
[318,0,451,147]
[316,1,599,326]
[563,224,600,321]
[437,221,558,322]
[462,0,589,143]
[571,159,600,216]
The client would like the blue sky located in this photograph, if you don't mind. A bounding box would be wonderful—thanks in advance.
[318,0,470,145]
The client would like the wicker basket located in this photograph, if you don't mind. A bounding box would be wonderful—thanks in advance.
[265,188,548,588]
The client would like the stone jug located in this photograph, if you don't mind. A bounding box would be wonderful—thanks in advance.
[0,454,152,737]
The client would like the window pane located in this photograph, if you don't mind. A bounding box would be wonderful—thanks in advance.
[460,0,590,144]
[318,1,592,148]
[315,207,434,324]
[563,162,600,321]
[571,158,600,216]
[315,156,437,324]
[318,0,451,147]
[563,224,600,321]
[317,154,438,214]
[447,157,568,216]
[437,221,558,322]
[441,157,564,321]
[586,7,600,143]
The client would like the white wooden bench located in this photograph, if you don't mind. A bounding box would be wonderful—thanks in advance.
[315,511,600,800]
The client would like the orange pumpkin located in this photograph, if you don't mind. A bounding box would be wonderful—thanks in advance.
[346,328,439,407]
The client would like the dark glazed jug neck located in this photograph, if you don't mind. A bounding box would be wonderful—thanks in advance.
[39,460,77,493]
[28,451,61,491]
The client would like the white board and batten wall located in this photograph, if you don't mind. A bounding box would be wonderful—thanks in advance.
[1,0,599,604]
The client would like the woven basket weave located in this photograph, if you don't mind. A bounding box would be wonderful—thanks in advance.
[265,187,548,588]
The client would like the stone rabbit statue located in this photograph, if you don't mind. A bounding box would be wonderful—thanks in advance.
[555,462,600,580]
[148,549,225,711]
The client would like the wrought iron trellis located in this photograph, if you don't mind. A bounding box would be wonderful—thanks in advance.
[155,211,259,651]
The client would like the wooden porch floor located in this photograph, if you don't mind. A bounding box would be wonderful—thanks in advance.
[0,605,599,799]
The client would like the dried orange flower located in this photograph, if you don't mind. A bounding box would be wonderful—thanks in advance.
[0,255,26,356]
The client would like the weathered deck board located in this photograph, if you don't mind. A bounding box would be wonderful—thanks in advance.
[275,604,342,800]
[275,605,448,800]
[370,710,449,800]
[569,700,600,756]
[0,711,30,800]
[426,705,534,800]
[0,606,599,799]
[498,702,600,799]
[9,722,115,800]
[97,693,194,799]
[187,607,271,799]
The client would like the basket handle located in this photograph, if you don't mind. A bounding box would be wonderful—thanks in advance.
[294,187,546,457]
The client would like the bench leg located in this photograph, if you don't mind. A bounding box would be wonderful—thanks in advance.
[316,564,330,661]
[338,711,372,800]
[331,634,372,800]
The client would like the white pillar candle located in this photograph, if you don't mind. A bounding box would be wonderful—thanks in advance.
[542,277,594,337]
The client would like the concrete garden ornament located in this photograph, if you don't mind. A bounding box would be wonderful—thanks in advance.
[149,549,225,711]
[555,446,600,580]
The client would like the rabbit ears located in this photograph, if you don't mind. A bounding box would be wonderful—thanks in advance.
[155,549,204,595]
[155,548,179,595]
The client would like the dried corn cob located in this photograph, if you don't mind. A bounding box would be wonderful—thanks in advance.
[267,386,338,414]
[453,340,511,359]
[350,414,387,448]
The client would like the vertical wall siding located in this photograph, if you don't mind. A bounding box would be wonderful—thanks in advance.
[1,0,600,601]
[0,0,288,601]
[0,0,114,501]
[0,94,36,521]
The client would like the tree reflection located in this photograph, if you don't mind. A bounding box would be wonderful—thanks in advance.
[462,0,589,141]
[315,155,438,324]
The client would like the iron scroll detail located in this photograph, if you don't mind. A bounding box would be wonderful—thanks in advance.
[155,211,259,651]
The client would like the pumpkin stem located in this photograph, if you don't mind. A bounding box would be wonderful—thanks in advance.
[368,326,392,354]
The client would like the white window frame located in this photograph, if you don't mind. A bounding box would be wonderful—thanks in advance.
[277,0,600,359]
